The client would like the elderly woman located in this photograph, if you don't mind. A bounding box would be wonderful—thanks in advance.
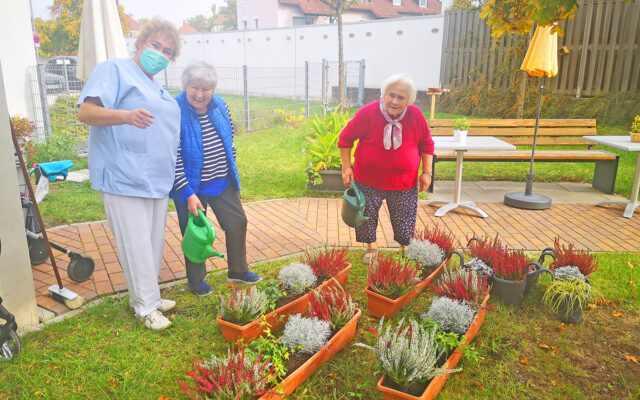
[338,74,434,264]
[78,18,180,330]
[171,61,261,296]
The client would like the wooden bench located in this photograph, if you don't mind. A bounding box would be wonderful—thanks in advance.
[428,119,619,194]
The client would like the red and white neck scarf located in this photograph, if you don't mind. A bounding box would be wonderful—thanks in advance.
[379,100,407,150]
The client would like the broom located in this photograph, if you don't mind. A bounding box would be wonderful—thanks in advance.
[10,119,85,309]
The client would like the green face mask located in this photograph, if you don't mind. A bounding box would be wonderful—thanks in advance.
[140,47,170,74]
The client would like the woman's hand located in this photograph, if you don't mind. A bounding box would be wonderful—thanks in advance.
[187,194,205,216]
[419,173,432,192]
[342,167,354,187]
[125,108,155,129]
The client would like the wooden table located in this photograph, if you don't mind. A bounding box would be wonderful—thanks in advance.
[430,136,516,218]
[583,135,640,218]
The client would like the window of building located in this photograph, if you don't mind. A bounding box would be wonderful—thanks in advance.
[392,0,401,5]
[254,17,259,29]
[292,16,305,26]
[419,0,427,6]
[242,19,247,30]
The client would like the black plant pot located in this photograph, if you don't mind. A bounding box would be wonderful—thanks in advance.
[523,265,551,297]
[492,275,527,305]
[556,297,584,323]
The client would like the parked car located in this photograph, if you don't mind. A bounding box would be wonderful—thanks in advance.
[44,56,83,91]
[44,72,65,93]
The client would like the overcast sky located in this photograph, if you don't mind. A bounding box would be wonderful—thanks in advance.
[31,0,229,27]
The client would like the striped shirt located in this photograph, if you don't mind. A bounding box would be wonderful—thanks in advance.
[173,108,236,197]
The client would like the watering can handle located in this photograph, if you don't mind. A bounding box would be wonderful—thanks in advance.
[197,209,214,243]
[349,179,366,207]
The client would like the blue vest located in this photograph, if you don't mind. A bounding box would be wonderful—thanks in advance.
[170,92,241,201]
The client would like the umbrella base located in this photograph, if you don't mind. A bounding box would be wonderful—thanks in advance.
[503,192,552,210]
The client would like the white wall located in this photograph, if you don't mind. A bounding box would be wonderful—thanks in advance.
[0,0,38,119]
[0,60,39,333]
[128,15,444,91]
[238,0,278,29]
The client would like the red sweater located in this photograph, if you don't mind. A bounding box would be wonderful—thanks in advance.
[338,100,434,190]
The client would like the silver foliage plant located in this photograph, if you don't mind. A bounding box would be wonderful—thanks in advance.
[464,257,493,276]
[404,238,445,267]
[282,314,331,354]
[553,266,585,281]
[356,318,459,390]
[278,262,317,294]
[425,296,475,336]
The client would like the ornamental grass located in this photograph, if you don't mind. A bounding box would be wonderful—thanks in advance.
[367,254,420,299]
[178,347,275,400]
[308,281,356,330]
[301,244,350,279]
[429,266,491,307]
[550,238,599,276]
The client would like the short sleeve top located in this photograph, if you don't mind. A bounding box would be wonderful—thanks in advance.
[78,58,180,198]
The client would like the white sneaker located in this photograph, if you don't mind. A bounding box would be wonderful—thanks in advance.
[157,299,176,313]
[137,310,172,330]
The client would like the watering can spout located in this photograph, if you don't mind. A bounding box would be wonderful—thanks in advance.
[341,180,369,228]
[181,209,225,263]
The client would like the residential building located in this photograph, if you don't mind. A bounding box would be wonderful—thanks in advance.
[237,0,441,30]
[124,13,140,37]
[178,21,198,34]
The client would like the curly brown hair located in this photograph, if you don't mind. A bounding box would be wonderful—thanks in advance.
[134,18,181,60]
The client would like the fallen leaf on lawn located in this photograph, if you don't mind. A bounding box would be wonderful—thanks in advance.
[630,278,636,287]
[538,344,551,350]
[551,380,557,387]
[624,354,638,364]
[612,311,623,317]
[552,349,560,354]
[557,323,565,332]
[170,314,176,318]
[476,380,484,389]
[627,261,635,269]
[520,357,529,365]
[584,340,590,345]
[587,303,596,310]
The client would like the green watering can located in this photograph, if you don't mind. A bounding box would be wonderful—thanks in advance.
[341,180,369,228]
[181,209,225,263]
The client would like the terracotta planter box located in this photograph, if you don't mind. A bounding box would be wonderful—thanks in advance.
[376,294,490,400]
[259,308,362,399]
[217,264,352,343]
[366,262,445,319]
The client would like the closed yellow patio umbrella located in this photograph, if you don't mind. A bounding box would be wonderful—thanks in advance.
[504,25,559,210]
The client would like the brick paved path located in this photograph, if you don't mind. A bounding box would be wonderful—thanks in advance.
[34,199,640,315]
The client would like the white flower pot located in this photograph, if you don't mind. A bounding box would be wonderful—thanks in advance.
[453,129,468,143]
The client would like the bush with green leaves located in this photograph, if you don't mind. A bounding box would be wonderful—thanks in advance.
[245,322,293,381]
[404,238,445,268]
[425,296,476,336]
[255,279,286,311]
[26,133,80,164]
[303,108,349,185]
[281,314,331,355]
[356,317,459,392]
[219,286,269,325]
[278,262,317,294]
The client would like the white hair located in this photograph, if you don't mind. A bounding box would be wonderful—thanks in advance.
[181,61,217,90]
[381,74,417,105]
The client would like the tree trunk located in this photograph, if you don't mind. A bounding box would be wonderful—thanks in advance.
[516,70,528,119]
[337,11,345,111]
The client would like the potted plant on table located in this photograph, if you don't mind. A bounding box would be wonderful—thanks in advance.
[303,109,349,191]
[630,115,640,143]
[451,117,470,143]
[365,253,422,318]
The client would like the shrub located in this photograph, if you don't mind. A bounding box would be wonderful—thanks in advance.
[367,253,420,298]
[492,250,534,281]
[178,347,275,400]
[219,286,268,325]
[550,239,598,276]
[10,115,35,141]
[301,244,349,279]
[26,133,79,164]
[404,238,445,268]
[414,225,457,256]
[357,318,459,392]
[278,262,317,294]
[425,297,476,336]
[281,314,331,355]
[308,282,356,330]
[430,266,491,306]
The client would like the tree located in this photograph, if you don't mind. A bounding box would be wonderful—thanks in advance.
[34,0,129,57]
[187,15,216,32]
[219,0,237,30]
[448,0,481,11]
[319,0,359,110]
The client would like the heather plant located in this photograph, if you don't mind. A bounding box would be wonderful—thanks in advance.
[553,266,586,281]
[255,279,286,311]
[301,244,349,279]
[429,266,491,306]
[492,250,536,281]
[467,235,507,267]
[404,238,446,268]
[281,314,331,355]
[307,281,356,329]
[425,297,476,336]
[551,239,599,276]
[367,253,420,298]
[178,347,275,400]
[219,286,269,325]
[278,262,317,294]
[357,318,459,392]
[414,226,458,256]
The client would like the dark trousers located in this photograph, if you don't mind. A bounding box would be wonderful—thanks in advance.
[175,184,249,290]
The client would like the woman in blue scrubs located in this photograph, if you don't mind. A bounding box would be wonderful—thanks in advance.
[78,18,180,330]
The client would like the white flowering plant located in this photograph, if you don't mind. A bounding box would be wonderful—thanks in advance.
[281,314,332,355]
[278,262,317,294]
[356,318,459,392]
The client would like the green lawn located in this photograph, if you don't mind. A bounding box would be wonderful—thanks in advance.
[1,250,638,399]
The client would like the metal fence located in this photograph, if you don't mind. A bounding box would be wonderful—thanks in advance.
[441,0,640,96]
[27,60,365,147]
